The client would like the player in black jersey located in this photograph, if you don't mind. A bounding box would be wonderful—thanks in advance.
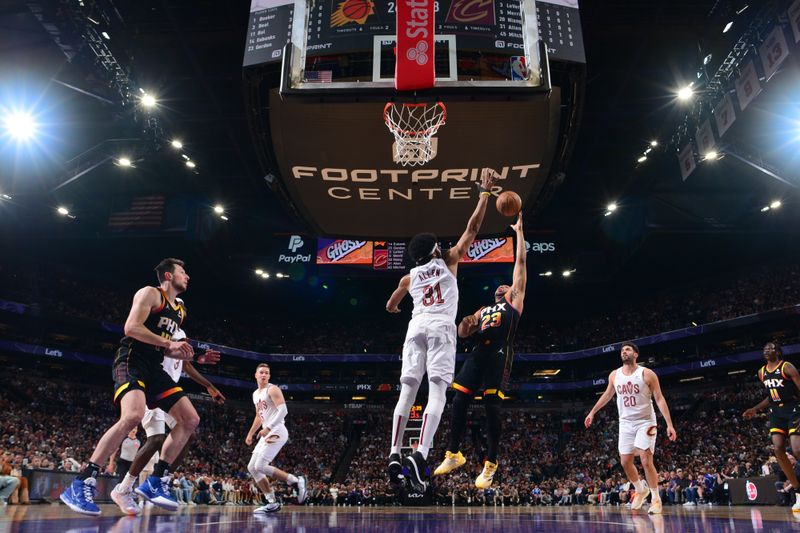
[433,213,526,489]
[61,258,218,516]
[743,341,800,512]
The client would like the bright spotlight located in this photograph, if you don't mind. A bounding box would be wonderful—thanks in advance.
[261,272,270,279]
[677,86,693,101]
[770,200,782,209]
[57,206,70,216]
[220,215,229,221]
[276,273,284,278]
[637,156,647,163]
[1,194,12,200]
[3,111,38,141]
[101,31,111,40]
[650,140,658,147]
[723,21,733,33]
[171,140,183,149]
[562,270,572,278]
[255,269,264,275]
[117,157,132,167]
[607,202,617,212]
[141,93,157,108]
[761,206,770,212]
[185,160,196,169]
[704,151,718,161]
[213,205,224,214]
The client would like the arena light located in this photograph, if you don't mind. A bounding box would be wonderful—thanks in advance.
[255,269,264,275]
[260,272,270,279]
[473,396,483,401]
[3,111,38,141]
[140,93,157,108]
[770,200,782,209]
[276,273,284,278]
[637,155,647,163]
[57,206,70,216]
[1,193,11,200]
[539,271,552,277]
[650,140,658,147]
[185,160,196,169]
[313,396,331,401]
[562,269,575,277]
[181,154,190,160]
[351,396,367,401]
[723,21,733,33]
[704,151,718,161]
[220,215,229,221]
[677,85,694,101]
[171,140,183,149]
[728,369,746,375]
[606,202,617,212]
[101,31,111,40]
[679,376,704,383]
[761,205,770,212]
[533,369,561,377]
[213,205,224,214]
[117,157,132,167]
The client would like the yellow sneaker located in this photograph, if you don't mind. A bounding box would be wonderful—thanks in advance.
[475,460,498,489]
[647,499,662,515]
[433,451,466,476]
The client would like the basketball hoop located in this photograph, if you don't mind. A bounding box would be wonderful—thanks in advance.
[383,102,446,167]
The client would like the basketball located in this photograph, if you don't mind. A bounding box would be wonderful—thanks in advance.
[496,191,522,217]
[341,0,373,20]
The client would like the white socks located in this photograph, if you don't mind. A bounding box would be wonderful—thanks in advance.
[119,473,137,492]
[416,380,448,459]
[390,381,420,455]
[286,474,299,485]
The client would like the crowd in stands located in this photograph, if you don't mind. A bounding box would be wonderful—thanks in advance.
[1,263,798,355]
[2,363,795,508]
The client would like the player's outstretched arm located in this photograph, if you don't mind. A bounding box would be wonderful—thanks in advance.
[386,274,411,313]
[585,370,616,428]
[508,213,526,313]
[184,362,226,404]
[645,368,677,441]
[444,168,498,269]
[458,308,482,338]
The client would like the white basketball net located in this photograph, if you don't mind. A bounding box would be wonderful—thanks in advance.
[383,102,447,167]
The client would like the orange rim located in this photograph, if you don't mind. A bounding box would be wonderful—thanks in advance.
[384,102,447,137]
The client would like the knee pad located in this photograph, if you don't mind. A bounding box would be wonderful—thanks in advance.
[425,379,448,416]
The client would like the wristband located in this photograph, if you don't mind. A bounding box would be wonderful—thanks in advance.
[480,191,492,197]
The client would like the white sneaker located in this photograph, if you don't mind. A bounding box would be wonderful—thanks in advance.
[111,484,141,516]
[793,493,800,512]
[188,501,197,506]
[630,485,648,511]
[296,476,307,504]
[253,502,281,514]
[683,500,696,506]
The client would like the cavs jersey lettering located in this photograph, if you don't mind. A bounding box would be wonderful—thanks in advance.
[409,258,458,321]
[476,293,519,347]
[253,384,284,430]
[759,362,800,405]
[614,366,656,423]
[121,288,186,354]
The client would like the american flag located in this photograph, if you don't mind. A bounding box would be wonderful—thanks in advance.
[108,195,165,230]
[304,70,333,83]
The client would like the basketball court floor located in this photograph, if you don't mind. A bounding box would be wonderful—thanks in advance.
[2,505,799,533]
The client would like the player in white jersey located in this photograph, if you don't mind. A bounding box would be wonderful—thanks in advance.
[385,168,498,491]
[585,342,677,514]
[245,363,307,514]
[106,429,140,478]
[110,326,224,515]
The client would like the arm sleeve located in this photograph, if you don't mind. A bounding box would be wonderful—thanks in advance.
[262,404,288,430]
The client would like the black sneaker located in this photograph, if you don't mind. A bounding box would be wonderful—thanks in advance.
[387,453,403,486]
[403,451,428,492]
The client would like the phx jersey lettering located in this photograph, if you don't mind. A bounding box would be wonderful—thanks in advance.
[401,258,459,385]
[452,292,520,399]
[112,288,188,411]
[759,361,800,436]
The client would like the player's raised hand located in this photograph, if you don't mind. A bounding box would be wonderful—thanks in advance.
[510,212,523,233]
[667,425,677,441]
[197,349,221,365]
[478,168,498,191]
[584,413,593,428]
[207,385,226,404]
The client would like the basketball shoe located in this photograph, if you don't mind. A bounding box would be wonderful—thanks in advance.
[297,476,307,504]
[111,484,141,516]
[253,502,281,514]
[475,460,497,489]
[387,453,403,486]
[434,451,466,476]
[793,493,800,512]
[630,481,649,510]
[135,475,179,510]
[403,451,428,492]
[60,477,101,516]
[648,499,663,514]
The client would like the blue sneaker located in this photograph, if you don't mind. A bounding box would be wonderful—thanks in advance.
[60,477,101,516]
[135,475,178,511]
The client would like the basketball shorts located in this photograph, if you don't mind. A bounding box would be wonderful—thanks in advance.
[618,419,658,455]
[142,407,178,437]
[768,404,800,436]
[251,424,289,466]
[400,315,457,385]
[452,345,513,399]
[112,346,186,412]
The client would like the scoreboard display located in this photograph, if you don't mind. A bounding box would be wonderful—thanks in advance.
[244,0,584,67]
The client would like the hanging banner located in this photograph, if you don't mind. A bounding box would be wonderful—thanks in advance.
[735,61,762,111]
[395,0,435,90]
[316,239,374,264]
[678,142,696,181]
[789,0,800,44]
[694,119,716,157]
[759,25,790,82]
[713,94,736,138]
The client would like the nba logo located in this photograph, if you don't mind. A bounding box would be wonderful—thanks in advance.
[745,480,758,501]
[510,56,528,81]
